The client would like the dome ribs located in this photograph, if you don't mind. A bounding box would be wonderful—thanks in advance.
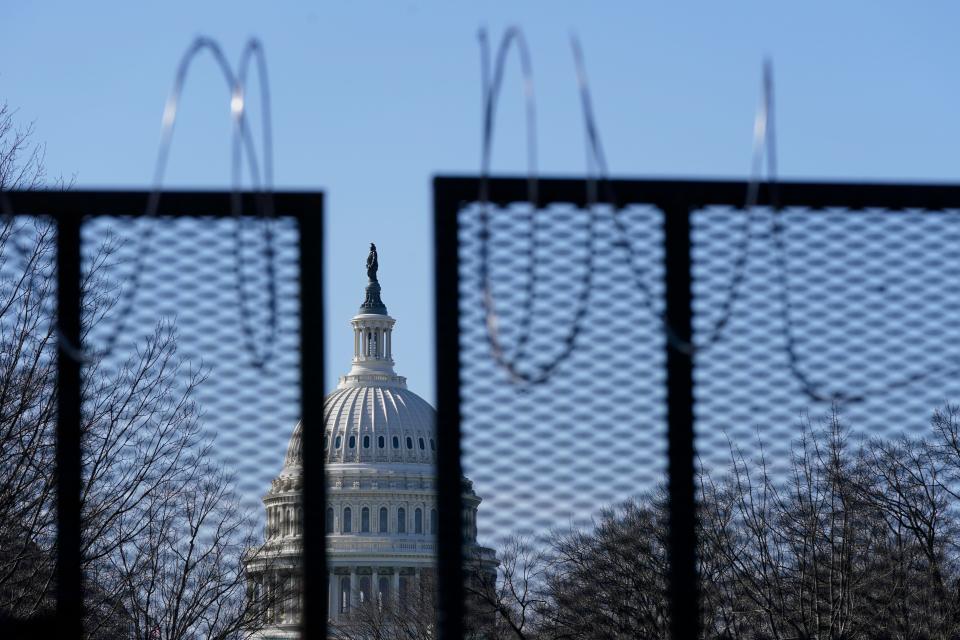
[311,386,438,467]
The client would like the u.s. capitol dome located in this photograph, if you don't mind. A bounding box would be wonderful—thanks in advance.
[244,245,495,638]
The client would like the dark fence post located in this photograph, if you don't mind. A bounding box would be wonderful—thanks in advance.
[434,180,465,640]
[299,204,327,640]
[56,212,84,638]
[663,202,699,639]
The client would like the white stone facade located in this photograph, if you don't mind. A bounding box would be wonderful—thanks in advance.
[244,264,494,638]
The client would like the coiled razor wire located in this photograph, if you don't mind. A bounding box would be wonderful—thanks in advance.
[0,36,281,369]
[477,39,960,404]
[232,40,279,370]
[760,71,960,403]
[477,30,761,386]
[477,27,599,386]
[575,43,765,359]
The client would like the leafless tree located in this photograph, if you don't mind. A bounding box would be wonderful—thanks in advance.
[328,571,439,640]
[465,535,549,640]
[0,102,46,190]
[857,431,960,638]
[476,407,960,640]
[538,496,672,640]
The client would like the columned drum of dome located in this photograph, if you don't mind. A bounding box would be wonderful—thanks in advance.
[244,247,496,639]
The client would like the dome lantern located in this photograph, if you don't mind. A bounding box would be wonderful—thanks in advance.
[343,244,404,386]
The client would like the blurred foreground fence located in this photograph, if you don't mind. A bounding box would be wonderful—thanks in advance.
[7,179,960,639]
[434,177,960,639]
[0,190,324,639]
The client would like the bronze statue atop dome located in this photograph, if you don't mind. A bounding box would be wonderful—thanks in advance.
[366,243,379,282]
[360,243,387,314]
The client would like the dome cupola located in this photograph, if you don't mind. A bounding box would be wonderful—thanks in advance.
[343,243,404,385]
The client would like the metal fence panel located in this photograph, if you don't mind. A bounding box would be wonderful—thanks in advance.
[434,177,960,640]
[0,191,324,640]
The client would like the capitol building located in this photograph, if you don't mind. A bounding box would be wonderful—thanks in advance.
[244,245,496,638]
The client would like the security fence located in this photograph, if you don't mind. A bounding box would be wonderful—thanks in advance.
[5,179,960,639]
[434,176,960,639]
[0,190,324,639]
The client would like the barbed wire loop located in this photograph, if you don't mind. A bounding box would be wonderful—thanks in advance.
[16,36,282,368]
[477,26,543,384]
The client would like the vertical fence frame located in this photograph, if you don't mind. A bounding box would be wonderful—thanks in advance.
[432,175,960,640]
[0,190,325,639]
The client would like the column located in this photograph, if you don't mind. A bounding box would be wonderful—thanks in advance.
[279,571,288,623]
[267,574,275,623]
[392,569,400,604]
[372,567,380,602]
[349,567,357,611]
[329,571,338,621]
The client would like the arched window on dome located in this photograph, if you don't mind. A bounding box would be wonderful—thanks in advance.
[361,507,370,532]
[335,436,342,449]
[343,507,352,533]
[284,507,291,536]
[367,331,378,357]
[379,507,388,533]
[431,508,438,534]
[297,507,304,535]
[348,435,356,449]
[415,508,423,534]
[363,435,370,448]
[430,439,435,451]
[397,508,406,533]
[406,437,413,449]
[326,508,334,534]
[418,437,425,450]
[378,435,385,448]
[392,436,399,449]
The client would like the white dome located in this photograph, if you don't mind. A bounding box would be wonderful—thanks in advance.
[246,248,496,638]
[283,385,437,468]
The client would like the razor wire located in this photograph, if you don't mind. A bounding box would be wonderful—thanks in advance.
[116,36,279,370]
[476,31,767,386]
[476,37,960,404]
[0,36,281,369]
[744,61,960,403]
[477,26,539,384]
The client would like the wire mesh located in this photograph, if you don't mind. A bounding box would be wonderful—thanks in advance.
[693,204,960,638]
[457,201,668,538]
[693,205,960,471]
[77,211,305,637]
[441,177,960,639]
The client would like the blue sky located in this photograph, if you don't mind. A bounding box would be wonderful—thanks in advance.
[3,0,958,402]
